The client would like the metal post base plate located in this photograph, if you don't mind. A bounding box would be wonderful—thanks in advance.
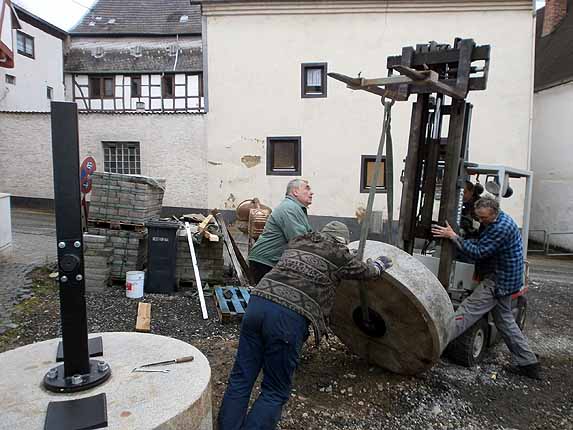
[43,359,111,393]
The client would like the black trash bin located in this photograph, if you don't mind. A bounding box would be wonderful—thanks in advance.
[145,219,179,294]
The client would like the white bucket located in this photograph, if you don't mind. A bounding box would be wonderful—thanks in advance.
[126,271,145,299]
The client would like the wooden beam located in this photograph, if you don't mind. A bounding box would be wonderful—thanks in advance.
[135,302,151,333]
[215,213,251,288]
[387,45,490,69]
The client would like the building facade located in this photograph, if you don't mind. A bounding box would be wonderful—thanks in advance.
[196,0,536,226]
[0,4,67,111]
[531,0,573,251]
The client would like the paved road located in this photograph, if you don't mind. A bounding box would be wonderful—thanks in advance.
[0,208,57,334]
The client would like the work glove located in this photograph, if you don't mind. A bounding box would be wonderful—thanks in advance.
[372,255,392,274]
[368,255,393,276]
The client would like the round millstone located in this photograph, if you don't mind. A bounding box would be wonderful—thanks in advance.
[0,332,212,429]
[332,240,454,375]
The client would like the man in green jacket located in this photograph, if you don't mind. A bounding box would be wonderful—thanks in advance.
[248,179,313,283]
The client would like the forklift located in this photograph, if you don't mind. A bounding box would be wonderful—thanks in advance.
[330,38,531,367]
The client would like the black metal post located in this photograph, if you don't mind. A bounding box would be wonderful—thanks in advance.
[44,101,111,393]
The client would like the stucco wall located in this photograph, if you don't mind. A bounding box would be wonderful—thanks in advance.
[203,5,535,224]
[0,21,65,111]
[531,82,573,250]
[0,112,207,208]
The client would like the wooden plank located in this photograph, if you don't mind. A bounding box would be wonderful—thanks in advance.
[238,287,251,304]
[135,302,151,333]
[229,288,245,313]
[215,213,251,288]
[214,287,230,314]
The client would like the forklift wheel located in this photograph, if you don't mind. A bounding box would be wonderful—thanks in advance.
[445,317,489,367]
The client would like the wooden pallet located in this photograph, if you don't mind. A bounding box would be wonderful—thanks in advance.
[88,219,146,232]
[214,286,250,324]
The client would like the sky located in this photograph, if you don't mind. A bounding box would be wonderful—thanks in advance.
[12,0,547,32]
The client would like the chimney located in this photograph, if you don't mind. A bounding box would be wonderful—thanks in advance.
[542,0,568,36]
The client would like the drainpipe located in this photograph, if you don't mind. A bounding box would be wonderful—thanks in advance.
[173,34,180,72]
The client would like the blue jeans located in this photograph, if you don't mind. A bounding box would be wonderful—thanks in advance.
[218,296,309,430]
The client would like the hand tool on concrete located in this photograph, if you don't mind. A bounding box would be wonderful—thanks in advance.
[138,355,195,369]
[132,368,170,373]
[132,355,194,373]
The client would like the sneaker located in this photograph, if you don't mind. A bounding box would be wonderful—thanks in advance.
[505,363,543,381]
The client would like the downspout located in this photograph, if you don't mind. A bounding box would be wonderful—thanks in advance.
[173,34,180,71]
[527,3,537,171]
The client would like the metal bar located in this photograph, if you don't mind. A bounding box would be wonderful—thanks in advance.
[185,222,209,319]
[387,44,490,68]
[437,99,467,288]
[50,101,91,378]
[398,94,429,252]
[546,232,573,256]
[357,100,393,320]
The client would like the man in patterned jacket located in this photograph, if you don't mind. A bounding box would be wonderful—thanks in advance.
[432,197,541,380]
[218,221,392,430]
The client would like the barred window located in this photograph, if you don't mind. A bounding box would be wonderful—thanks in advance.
[103,142,141,174]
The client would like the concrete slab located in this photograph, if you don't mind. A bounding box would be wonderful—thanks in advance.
[0,332,212,430]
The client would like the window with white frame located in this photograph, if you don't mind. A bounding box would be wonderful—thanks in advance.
[17,31,34,59]
[103,142,141,174]
[301,63,327,98]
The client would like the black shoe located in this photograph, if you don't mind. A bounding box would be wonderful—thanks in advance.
[505,363,543,381]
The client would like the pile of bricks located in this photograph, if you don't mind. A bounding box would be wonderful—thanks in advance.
[89,172,166,224]
[89,227,147,280]
[176,229,224,285]
[85,172,166,283]
[83,233,113,293]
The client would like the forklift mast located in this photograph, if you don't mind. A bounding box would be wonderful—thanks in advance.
[391,40,491,288]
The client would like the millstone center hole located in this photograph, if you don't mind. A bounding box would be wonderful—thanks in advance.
[352,307,386,337]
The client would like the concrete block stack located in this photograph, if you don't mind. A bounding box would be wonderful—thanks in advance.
[89,172,166,224]
[86,172,166,281]
[89,228,147,280]
[83,233,113,293]
[176,229,224,285]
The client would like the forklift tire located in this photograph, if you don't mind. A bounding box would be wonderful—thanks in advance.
[445,317,489,367]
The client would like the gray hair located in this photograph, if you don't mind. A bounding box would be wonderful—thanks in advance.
[285,179,308,196]
[475,196,500,215]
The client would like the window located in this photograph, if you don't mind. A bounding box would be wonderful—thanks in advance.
[360,155,386,193]
[17,31,34,59]
[103,142,141,174]
[266,137,301,176]
[46,86,53,99]
[131,76,141,97]
[89,76,115,99]
[162,75,174,98]
[301,63,327,98]
[5,74,15,85]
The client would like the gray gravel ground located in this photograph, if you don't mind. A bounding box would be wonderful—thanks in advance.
[0,266,571,430]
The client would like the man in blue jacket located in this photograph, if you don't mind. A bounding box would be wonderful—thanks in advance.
[432,197,541,380]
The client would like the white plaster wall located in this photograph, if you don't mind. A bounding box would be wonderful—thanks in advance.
[0,113,207,208]
[0,21,65,111]
[531,82,573,250]
[204,7,535,223]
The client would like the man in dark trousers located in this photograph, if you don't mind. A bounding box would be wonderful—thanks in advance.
[218,221,393,430]
[248,179,313,283]
[432,197,541,380]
